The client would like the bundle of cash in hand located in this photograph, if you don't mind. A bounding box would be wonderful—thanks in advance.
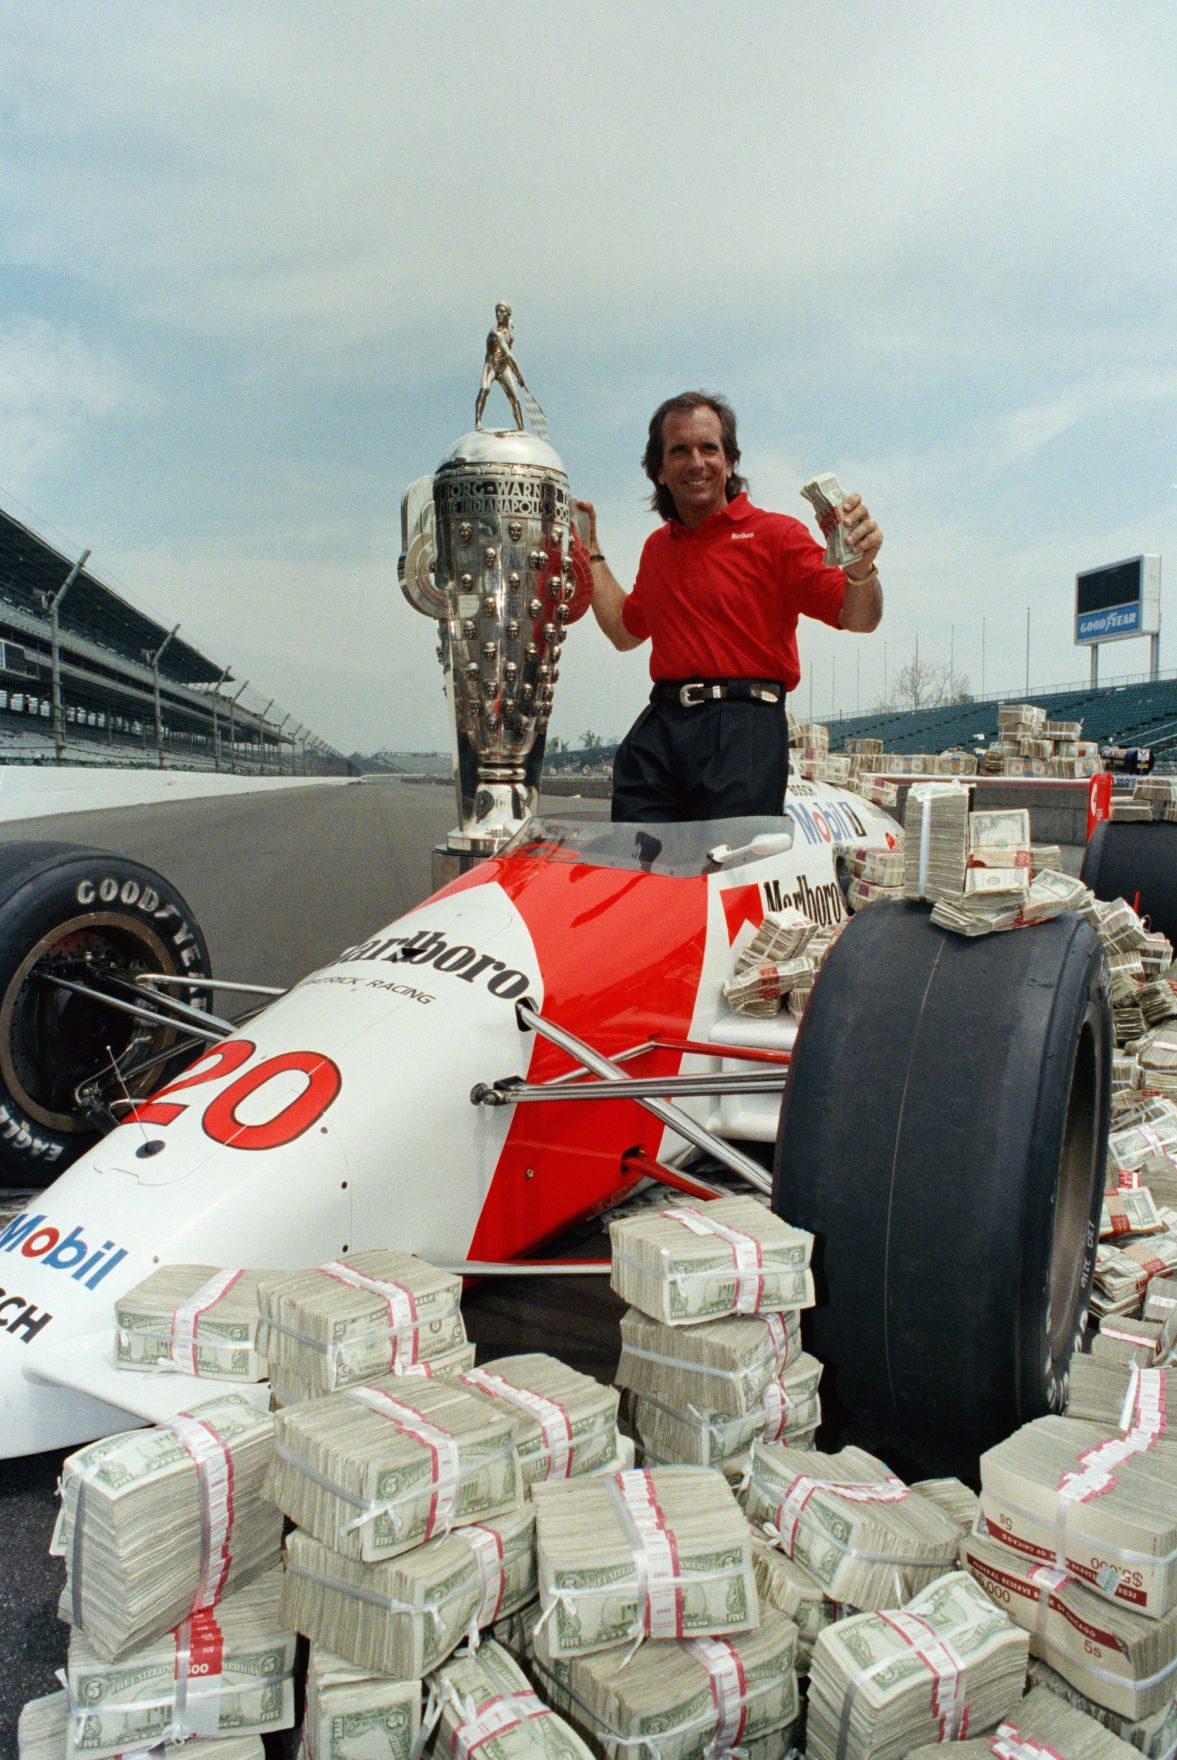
[266,1376,519,1561]
[905,1683,1143,1760]
[800,473,859,569]
[978,1414,1177,1617]
[426,1639,595,1760]
[629,1350,821,1466]
[115,1264,269,1380]
[256,1250,468,1400]
[964,1528,1177,1722]
[533,1466,756,1656]
[740,1442,962,1609]
[609,1195,813,1325]
[805,1570,1030,1760]
[529,1603,800,1760]
[52,1393,283,1660]
[615,1306,801,1418]
[61,1567,295,1758]
[1027,1655,1177,1759]
[281,1503,536,1677]
[302,1643,421,1760]
[903,781,971,901]
[17,1691,264,1760]
[456,1353,620,1487]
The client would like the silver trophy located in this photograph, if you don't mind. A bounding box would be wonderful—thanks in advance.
[399,310,582,881]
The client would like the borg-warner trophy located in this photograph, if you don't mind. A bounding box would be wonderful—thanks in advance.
[399,310,591,885]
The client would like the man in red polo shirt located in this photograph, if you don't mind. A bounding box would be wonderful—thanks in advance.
[577,390,883,822]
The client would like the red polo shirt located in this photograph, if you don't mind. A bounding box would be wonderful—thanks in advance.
[620,492,846,691]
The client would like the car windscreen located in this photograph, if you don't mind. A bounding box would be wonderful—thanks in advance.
[499,815,791,877]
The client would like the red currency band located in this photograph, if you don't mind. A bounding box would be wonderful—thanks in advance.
[170,1269,244,1377]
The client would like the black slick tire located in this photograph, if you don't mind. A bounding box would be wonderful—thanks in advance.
[1081,820,1177,946]
[773,898,1110,1478]
[0,842,211,1185]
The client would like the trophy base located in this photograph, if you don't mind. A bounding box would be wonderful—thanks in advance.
[430,832,520,892]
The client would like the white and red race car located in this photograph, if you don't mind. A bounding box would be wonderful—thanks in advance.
[0,777,1113,1476]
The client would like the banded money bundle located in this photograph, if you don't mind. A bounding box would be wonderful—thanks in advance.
[847,846,905,888]
[800,474,858,568]
[16,1691,264,1760]
[1136,778,1177,811]
[1112,801,1158,822]
[1109,1109,1177,1179]
[1093,1236,1177,1317]
[529,1604,799,1760]
[998,704,1047,734]
[426,1640,595,1760]
[930,892,1023,937]
[1140,989,1177,1028]
[752,1536,840,1673]
[533,1466,757,1656]
[1145,1275,1177,1322]
[51,1393,283,1660]
[972,806,1032,851]
[965,865,1030,897]
[848,876,902,912]
[1065,1361,1177,1438]
[303,1645,421,1760]
[723,956,813,1017]
[115,1264,268,1380]
[1102,1189,1166,1240]
[266,1377,519,1561]
[805,1570,1030,1760]
[609,1196,813,1326]
[1027,1656,1177,1760]
[1097,899,1150,955]
[965,1528,1177,1720]
[257,1251,467,1399]
[267,1340,478,1411]
[1141,933,1175,978]
[1091,1318,1167,1367]
[62,1567,295,1758]
[740,1443,962,1609]
[1112,1055,1141,1097]
[615,1307,801,1418]
[1033,843,1063,872]
[978,1415,1177,1618]
[903,781,970,901]
[1140,1032,1177,1093]
[457,1354,620,1488]
[906,1683,1142,1760]
[733,908,815,971]
[630,1352,821,1467]
[912,1476,981,1533]
[281,1503,535,1675]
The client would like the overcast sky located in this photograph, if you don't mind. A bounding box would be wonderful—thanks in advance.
[1,1,1174,754]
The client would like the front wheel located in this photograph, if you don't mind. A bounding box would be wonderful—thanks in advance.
[1081,819,1177,946]
[0,842,211,1185]
[774,898,1110,1478]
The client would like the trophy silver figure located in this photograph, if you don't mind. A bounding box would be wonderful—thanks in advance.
[399,310,583,882]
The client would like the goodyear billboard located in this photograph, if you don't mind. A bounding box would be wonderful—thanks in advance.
[1075,555,1160,645]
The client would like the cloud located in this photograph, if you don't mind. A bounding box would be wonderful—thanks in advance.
[0,318,130,499]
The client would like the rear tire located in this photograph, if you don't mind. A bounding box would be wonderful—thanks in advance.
[1081,819,1177,945]
[774,898,1110,1478]
[0,842,211,1185]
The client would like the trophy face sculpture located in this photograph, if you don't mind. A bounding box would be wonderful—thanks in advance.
[399,310,588,866]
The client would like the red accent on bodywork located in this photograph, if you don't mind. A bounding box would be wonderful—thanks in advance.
[461,852,709,1263]
[720,883,763,944]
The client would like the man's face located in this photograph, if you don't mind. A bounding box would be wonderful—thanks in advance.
[657,406,733,529]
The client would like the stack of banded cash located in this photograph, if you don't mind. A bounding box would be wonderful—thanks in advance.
[1090,1316,1168,1366]
[1101,1188,1167,1242]
[256,1251,469,1401]
[1092,1235,1177,1318]
[969,806,1032,866]
[1139,1031,1177,1093]
[1135,778,1177,817]
[16,1691,264,1760]
[978,1415,1177,1618]
[532,1466,757,1655]
[906,1683,1143,1760]
[280,1505,536,1677]
[61,1567,295,1757]
[739,1443,962,1610]
[1109,1106,1177,1180]
[302,1644,421,1760]
[115,1264,268,1380]
[787,923,844,1019]
[426,1640,595,1760]
[1140,986,1177,1028]
[930,890,1024,937]
[964,1529,1177,1722]
[1142,931,1176,977]
[1112,1053,1142,1098]
[805,1570,1029,1760]
[1098,899,1150,956]
[1033,843,1063,872]
[529,1602,799,1760]
[912,1476,981,1533]
[265,1376,519,1561]
[51,1393,283,1659]
[1028,1656,1177,1759]
[1145,1275,1177,1322]
[800,474,858,568]
[609,1194,813,1325]
[752,1535,840,1674]
[903,780,970,901]
[1112,800,1158,822]
[615,1305,817,1469]
[722,954,814,1017]
[456,1354,620,1486]
[1066,1360,1177,1434]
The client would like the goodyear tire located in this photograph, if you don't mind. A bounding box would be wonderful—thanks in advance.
[0,842,211,1185]
[774,898,1110,1478]
[1081,820,1177,946]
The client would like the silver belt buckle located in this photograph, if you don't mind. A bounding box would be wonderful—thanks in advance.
[679,681,707,708]
[750,686,779,704]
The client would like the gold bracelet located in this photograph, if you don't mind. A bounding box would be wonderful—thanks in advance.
[589,552,605,563]
[845,562,878,586]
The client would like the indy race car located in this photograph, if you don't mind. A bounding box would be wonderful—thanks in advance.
[1,771,1162,1480]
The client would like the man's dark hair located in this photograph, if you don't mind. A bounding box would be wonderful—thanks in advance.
[642,391,749,523]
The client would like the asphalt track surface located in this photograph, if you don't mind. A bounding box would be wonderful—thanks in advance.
[0,779,616,1756]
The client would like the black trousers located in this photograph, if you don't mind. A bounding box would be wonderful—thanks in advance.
[611,695,790,822]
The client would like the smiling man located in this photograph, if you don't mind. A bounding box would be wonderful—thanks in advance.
[577,391,883,822]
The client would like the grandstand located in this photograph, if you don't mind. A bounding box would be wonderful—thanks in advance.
[0,503,352,774]
[823,676,1177,762]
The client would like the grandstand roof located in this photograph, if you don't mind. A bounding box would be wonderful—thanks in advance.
[0,507,226,686]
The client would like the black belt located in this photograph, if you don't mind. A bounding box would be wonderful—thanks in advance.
[653,677,785,709]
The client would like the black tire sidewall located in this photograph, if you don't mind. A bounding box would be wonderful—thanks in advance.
[1081,820,1177,946]
[0,844,210,1179]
